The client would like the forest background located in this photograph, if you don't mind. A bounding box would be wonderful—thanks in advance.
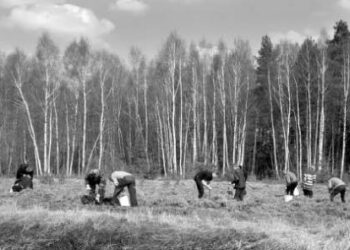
[1,19,350,181]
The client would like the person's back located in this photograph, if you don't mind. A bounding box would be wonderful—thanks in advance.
[328,177,345,189]
[328,177,346,203]
[194,170,213,182]
[285,171,297,184]
[110,171,132,183]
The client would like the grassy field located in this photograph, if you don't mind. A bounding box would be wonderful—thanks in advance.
[0,177,349,250]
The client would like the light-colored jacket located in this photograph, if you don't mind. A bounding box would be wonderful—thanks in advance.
[110,171,132,186]
[328,177,346,190]
[285,171,297,184]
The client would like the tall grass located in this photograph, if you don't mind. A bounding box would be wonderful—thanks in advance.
[0,177,348,249]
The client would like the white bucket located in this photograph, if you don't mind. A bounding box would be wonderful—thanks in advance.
[118,195,130,207]
[293,187,300,196]
[284,195,293,202]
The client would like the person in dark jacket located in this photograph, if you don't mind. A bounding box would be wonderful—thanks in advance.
[85,169,106,204]
[10,163,34,192]
[16,163,34,180]
[194,170,218,198]
[231,165,247,201]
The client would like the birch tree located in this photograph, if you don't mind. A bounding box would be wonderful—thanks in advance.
[36,33,60,174]
[5,50,43,175]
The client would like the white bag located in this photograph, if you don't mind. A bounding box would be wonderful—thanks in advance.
[293,186,300,196]
[284,195,293,202]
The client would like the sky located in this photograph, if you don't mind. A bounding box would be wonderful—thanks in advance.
[0,0,350,63]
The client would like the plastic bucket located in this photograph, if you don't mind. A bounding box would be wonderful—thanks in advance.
[293,187,300,196]
[284,195,293,202]
[119,195,131,207]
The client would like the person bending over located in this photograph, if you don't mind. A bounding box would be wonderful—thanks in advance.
[193,170,217,199]
[85,169,106,204]
[110,171,138,207]
[328,177,346,203]
[283,170,298,196]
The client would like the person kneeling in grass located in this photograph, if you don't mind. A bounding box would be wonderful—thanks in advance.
[283,170,298,196]
[328,176,346,203]
[110,171,138,207]
[10,163,34,192]
[193,170,218,199]
[231,165,247,201]
[85,169,106,204]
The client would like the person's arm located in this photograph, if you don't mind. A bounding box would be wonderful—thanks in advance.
[85,175,91,190]
[201,180,212,190]
[328,179,333,193]
[285,174,290,184]
[110,173,119,186]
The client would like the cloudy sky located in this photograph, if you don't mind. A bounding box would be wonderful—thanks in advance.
[0,0,349,62]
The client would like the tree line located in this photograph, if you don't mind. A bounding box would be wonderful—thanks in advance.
[1,20,350,179]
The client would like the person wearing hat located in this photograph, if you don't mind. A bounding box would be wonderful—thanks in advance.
[109,171,138,207]
[231,165,247,201]
[283,170,298,196]
[193,170,218,199]
[85,169,106,204]
[328,176,346,203]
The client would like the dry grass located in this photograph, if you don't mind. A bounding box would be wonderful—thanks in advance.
[0,177,348,249]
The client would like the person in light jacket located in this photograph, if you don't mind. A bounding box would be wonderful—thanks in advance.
[283,170,298,196]
[328,177,346,203]
[110,171,138,207]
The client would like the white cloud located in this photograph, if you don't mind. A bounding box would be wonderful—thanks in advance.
[338,0,350,10]
[269,30,315,45]
[0,0,64,8]
[1,3,115,41]
[114,0,148,13]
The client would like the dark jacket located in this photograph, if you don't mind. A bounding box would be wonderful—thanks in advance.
[16,164,34,180]
[85,172,104,188]
[232,168,246,189]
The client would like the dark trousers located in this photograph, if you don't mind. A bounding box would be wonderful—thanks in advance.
[303,189,313,198]
[330,185,346,203]
[286,181,298,195]
[89,180,106,204]
[234,188,246,201]
[113,176,138,207]
[194,177,204,198]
